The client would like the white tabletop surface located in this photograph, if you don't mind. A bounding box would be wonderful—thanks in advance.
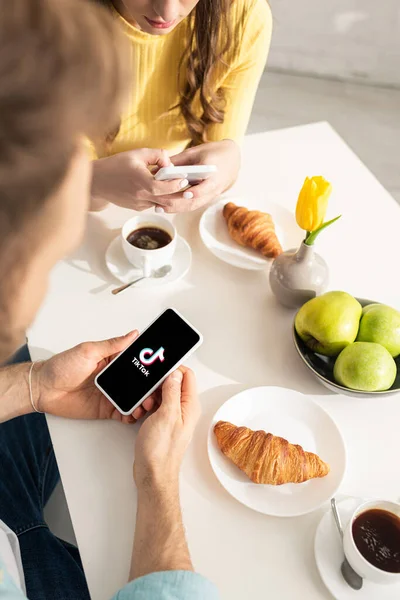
[28,122,400,600]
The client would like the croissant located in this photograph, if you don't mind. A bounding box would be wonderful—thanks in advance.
[223,202,283,259]
[214,421,330,485]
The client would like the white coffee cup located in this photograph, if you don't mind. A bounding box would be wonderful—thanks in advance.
[121,214,177,277]
[343,499,400,585]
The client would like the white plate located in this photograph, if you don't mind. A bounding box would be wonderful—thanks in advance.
[315,497,400,599]
[105,234,191,287]
[199,197,301,270]
[207,386,346,517]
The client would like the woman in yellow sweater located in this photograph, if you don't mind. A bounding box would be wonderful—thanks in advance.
[91,0,272,212]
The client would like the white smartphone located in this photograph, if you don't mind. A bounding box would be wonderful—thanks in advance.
[154,165,217,182]
[95,308,203,416]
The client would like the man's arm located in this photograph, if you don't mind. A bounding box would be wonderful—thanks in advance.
[111,368,219,600]
[0,363,34,422]
[132,482,192,579]
[130,368,198,579]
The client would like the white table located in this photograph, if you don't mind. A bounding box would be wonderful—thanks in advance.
[28,122,400,600]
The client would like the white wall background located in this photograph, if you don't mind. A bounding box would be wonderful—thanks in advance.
[268,0,400,87]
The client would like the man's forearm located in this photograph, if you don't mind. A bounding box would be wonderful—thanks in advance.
[0,363,34,422]
[131,481,193,580]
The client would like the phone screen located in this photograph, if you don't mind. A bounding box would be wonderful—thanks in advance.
[95,309,201,414]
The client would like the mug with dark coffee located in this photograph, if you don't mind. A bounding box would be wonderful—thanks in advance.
[343,499,400,585]
[122,215,177,276]
[127,226,172,251]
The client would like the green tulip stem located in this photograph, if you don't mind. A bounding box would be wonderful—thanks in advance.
[304,215,341,246]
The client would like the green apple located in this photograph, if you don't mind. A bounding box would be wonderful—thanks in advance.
[357,304,400,357]
[361,303,381,316]
[334,342,396,391]
[295,291,362,356]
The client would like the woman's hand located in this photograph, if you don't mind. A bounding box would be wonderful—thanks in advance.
[91,148,189,211]
[165,139,241,212]
[35,331,157,422]
[134,367,200,487]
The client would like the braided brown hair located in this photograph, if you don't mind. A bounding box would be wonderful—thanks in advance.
[180,0,231,144]
[93,0,232,145]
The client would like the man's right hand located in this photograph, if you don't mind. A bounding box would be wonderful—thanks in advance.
[90,148,189,212]
[131,368,199,578]
[134,367,200,489]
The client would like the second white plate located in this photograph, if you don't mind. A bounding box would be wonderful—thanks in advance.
[199,197,301,270]
[208,386,346,517]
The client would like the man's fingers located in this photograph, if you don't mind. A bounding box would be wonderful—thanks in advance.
[121,414,136,424]
[81,330,138,360]
[180,368,201,426]
[142,395,156,411]
[132,405,146,420]
[101,330,138,355]
[160,370,183,415]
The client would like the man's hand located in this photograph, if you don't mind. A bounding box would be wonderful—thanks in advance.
[131,367,199,579]
[134,367,200,488]
[36,331,156,422]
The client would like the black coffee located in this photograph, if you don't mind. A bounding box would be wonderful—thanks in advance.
[127,227,172,250]
[352,508,400,573]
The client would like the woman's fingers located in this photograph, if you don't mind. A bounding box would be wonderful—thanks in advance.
[170,147,200,166]
[153,177,219,212]
[138,167,188,197]
[148,177,189,197]
[136,148,171,168]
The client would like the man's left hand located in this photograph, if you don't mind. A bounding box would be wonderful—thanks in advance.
[35,331,156,423]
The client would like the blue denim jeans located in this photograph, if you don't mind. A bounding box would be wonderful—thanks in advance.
[0,345,90,600]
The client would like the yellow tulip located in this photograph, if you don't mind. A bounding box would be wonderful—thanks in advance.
[295,176,333,232]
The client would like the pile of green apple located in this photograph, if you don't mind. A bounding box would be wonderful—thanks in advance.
[295,291,400,392]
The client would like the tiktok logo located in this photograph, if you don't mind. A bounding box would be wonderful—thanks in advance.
[139,346,165,366]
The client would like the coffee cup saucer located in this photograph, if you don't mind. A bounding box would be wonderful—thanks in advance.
[105,234,191,288]
[315,497,400,599]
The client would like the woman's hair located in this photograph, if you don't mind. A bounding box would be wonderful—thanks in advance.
[181,0,231,145]
[96,0,232,145]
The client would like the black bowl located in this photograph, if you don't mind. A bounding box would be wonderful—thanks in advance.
[293,298,400,397]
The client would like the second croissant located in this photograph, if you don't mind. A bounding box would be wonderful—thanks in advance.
[223,202,283,259]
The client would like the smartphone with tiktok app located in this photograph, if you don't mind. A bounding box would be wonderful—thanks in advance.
[94,308,203,416]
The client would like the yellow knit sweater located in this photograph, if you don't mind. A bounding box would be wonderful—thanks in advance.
[98,0,272,158]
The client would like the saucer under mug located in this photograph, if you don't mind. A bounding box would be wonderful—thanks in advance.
[105,234,191,289]
[315,497,400,600]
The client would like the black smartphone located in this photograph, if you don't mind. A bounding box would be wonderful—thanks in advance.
[95,308,203,415]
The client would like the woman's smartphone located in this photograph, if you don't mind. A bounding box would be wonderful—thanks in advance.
[95,308,203,415]
[154,165,217,182]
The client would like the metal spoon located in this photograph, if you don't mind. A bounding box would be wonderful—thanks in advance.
[331,498,363,590]
[112,264,172,295]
